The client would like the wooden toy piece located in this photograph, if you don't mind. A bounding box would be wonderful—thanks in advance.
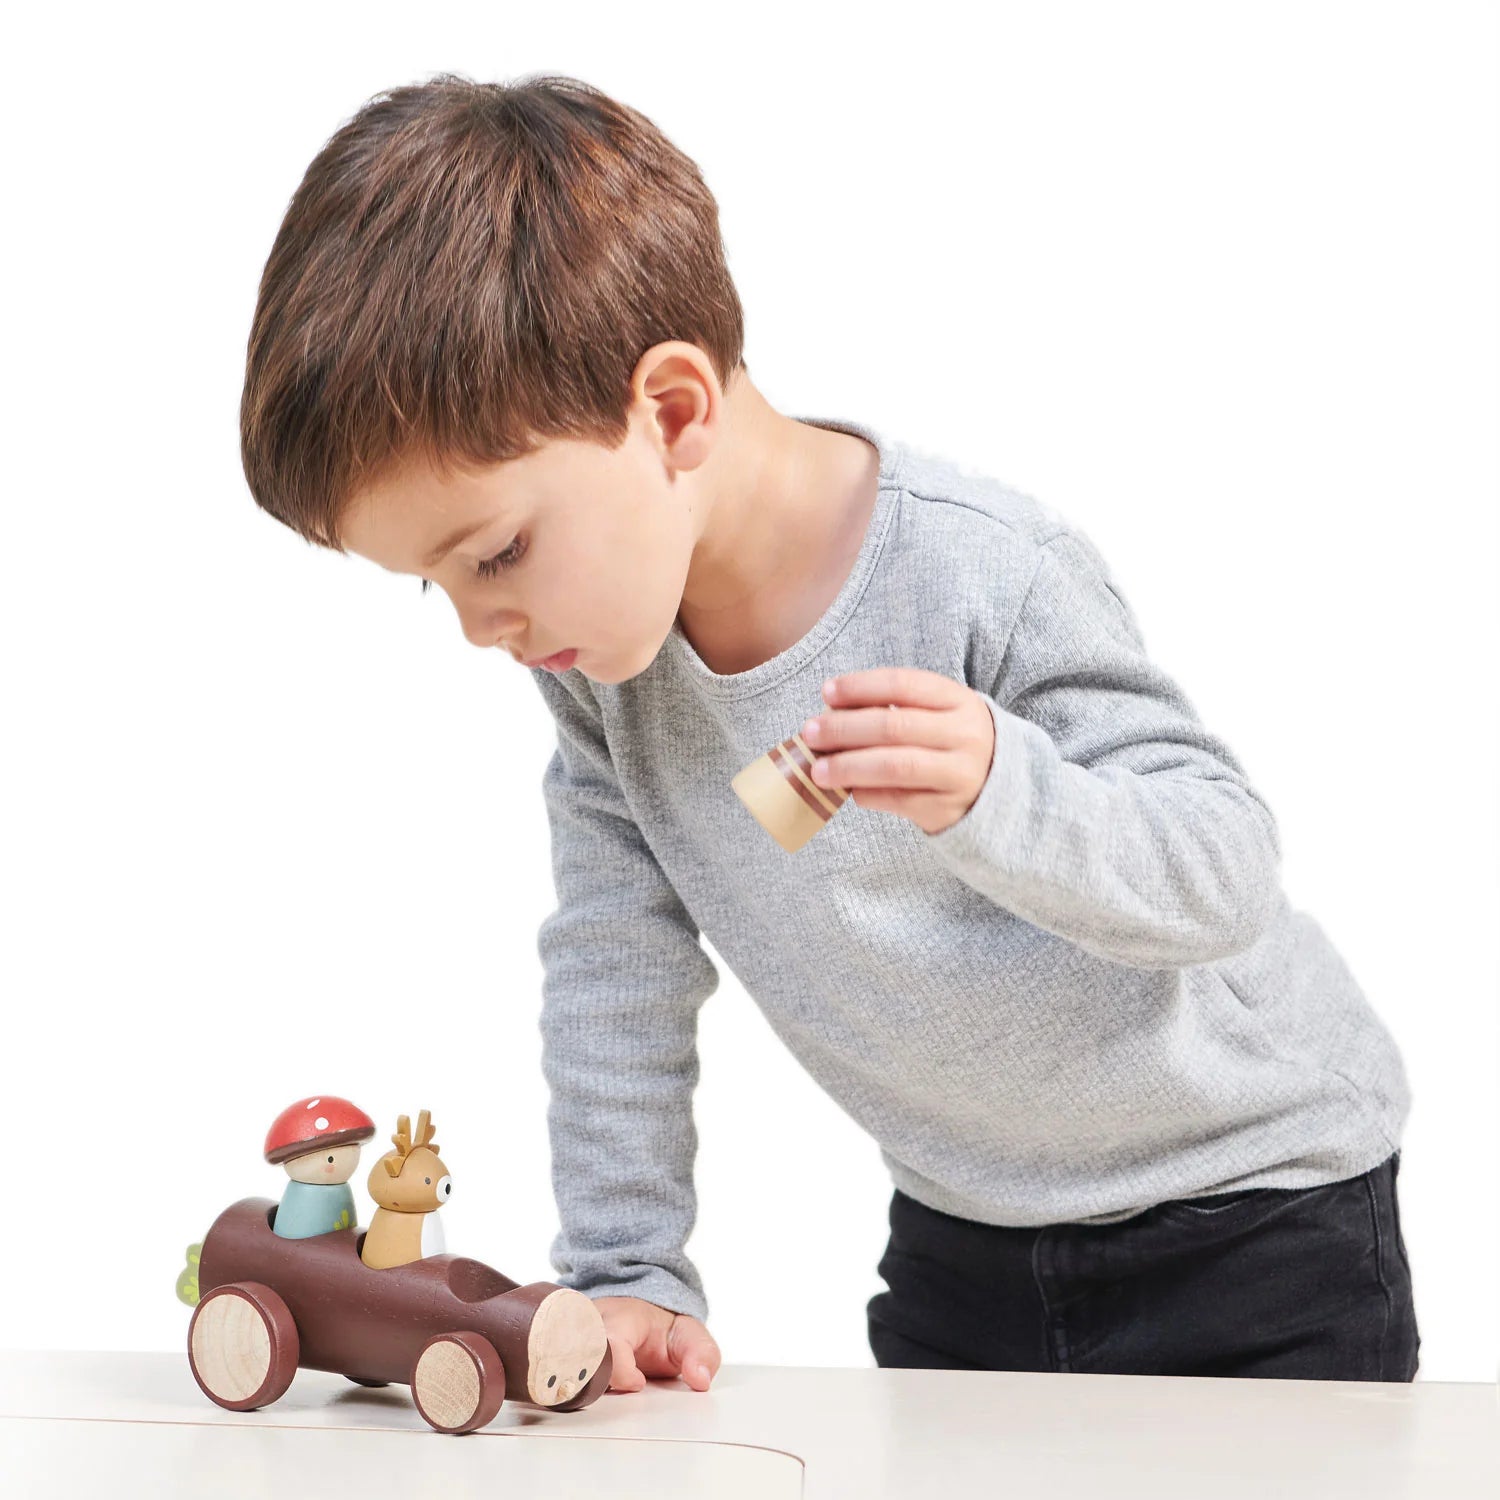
[175,1242,203,1306]
[362,1110,452,1269]
[264,1095,376,1240]
[411,1331,506,1434]
[191,1197,612,1432]
[732,713,850,852]
[187,1280,299,1411]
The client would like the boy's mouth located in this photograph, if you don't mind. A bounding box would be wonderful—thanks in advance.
[525,647,579,671]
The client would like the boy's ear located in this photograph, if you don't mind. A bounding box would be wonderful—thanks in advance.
[633,341,719,470]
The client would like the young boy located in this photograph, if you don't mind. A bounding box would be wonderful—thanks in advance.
[240,72,1419,1389]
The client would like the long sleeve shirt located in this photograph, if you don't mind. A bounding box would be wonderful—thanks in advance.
[528,414,1411,1322]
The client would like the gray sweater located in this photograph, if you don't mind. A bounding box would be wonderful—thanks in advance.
[528,415,1410,1323]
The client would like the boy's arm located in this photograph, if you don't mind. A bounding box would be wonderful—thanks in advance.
[924,528,1282,970]
[529,666,718,1324]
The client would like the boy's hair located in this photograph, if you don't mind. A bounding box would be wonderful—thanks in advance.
[240,72,747,553]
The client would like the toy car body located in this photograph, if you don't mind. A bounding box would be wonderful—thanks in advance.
[188,1196,612,1432]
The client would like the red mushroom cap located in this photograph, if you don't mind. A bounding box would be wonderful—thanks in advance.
[264,1095,376,1165]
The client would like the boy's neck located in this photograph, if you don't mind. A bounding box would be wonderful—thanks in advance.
[675,376,880,675]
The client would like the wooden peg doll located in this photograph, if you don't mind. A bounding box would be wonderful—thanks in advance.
[264,1096,376,1239]
[360,1110,453,1269]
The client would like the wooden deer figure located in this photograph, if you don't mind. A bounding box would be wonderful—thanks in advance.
[359,1110,453,1270]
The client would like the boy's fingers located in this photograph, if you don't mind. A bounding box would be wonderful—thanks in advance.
[604,1331,647,1393]
[824,668,964,710]
[667,1316,722,1391]
[593,1299,718,1392]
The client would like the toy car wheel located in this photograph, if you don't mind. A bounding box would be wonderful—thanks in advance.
[411,1330,506,1434]
[188,1281,299,1411]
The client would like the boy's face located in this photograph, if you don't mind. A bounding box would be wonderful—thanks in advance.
[340,408,698,685]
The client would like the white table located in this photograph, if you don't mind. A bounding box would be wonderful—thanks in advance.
[2,1351,1496,1498]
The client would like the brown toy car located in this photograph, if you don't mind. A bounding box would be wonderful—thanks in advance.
[188,1196,613,1433]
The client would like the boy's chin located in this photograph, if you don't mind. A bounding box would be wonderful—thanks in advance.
[582,641,668,686]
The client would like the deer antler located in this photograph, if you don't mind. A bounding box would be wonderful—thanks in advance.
[383,1114,412,1177]
[381,1110,439,1176]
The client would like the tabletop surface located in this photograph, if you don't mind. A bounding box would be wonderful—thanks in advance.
[2,1351,1496,1499]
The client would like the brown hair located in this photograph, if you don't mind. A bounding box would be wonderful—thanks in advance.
[240,72,747,554]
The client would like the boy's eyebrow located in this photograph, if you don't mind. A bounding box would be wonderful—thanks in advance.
[422,518,491,568]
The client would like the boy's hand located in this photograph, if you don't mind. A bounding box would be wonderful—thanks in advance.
[592,1296,721,1394]
[802,669,996,835]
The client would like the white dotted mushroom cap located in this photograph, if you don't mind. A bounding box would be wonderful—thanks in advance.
[264,1094,376,1164]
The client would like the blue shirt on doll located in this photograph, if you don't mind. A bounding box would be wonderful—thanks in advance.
[273,1179,355,1238]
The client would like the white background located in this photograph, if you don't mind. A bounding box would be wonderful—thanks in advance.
[4,1,1495,1385]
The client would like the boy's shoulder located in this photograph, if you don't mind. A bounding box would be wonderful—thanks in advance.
[889,431,1081,562]
[886,429,1136,637]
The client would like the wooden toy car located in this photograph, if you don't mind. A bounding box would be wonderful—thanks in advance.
[188,1196,613,1433]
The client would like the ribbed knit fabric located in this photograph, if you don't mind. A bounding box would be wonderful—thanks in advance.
[528,415,1410,1323]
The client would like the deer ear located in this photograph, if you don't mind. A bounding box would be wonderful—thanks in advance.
[383,1153,403,1178]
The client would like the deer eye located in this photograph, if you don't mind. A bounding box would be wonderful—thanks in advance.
[424,1177,431,1185]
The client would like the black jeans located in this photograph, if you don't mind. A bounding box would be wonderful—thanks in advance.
[867,1151,1419,1380]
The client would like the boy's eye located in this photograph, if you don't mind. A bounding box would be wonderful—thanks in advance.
[476,535,527,579]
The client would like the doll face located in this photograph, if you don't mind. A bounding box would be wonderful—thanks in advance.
[366,1147,453,1213]
[284,1142,362,1185]
[526,1288,609,1406]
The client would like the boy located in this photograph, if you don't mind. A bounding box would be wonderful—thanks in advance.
[240,72,1419,1388]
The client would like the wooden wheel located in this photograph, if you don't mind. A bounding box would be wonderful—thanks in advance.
[187,1281,299,1410]
[410,1330,506,1434]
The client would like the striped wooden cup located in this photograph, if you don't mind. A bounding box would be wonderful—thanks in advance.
[731,729,849,852]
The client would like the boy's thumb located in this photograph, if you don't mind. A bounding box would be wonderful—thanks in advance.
[672,1322,718,1385]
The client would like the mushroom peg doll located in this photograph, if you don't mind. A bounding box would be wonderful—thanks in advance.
[264,1095,376,1240]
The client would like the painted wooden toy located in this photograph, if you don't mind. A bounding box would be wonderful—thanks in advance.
[187,1198,612,1432]
[732,708,850,852]
[361,1109,450,1268]
[264,1095,376,1239]
[185,1102,612,1432]
[174,1242,202,1307]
